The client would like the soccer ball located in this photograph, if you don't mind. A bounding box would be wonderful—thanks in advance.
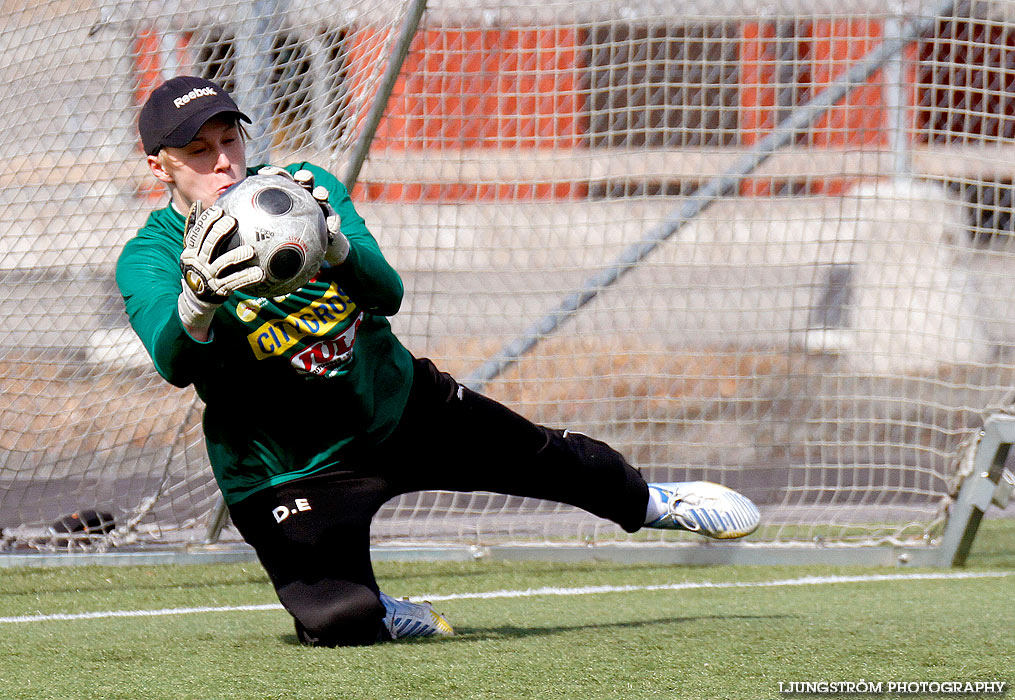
[214,173,328,297]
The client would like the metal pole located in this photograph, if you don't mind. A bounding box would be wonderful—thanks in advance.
[202,492,232,546]
[464,1,955,392]
[937,414,1015,566]
[341,0,428,190]
[883,18,913,179]
[233,0,287,166]
[309,32,330,152]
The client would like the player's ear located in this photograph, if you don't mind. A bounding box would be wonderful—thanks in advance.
[147,152,174,185]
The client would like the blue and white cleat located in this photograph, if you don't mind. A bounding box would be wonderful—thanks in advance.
[645,481,760,539]
[380,592,454,639]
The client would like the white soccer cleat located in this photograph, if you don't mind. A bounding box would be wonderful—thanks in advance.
[645,481,760,539]
[380,593,454,639]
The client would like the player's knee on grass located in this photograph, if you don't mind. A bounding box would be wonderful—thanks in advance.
[279,579,389,647]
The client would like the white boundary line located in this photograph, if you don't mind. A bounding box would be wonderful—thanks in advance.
[1,571,1009,625]
[418,570,1013,602]
[0,604,282,624]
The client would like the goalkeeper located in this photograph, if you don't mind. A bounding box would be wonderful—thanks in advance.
[117,76,760,647]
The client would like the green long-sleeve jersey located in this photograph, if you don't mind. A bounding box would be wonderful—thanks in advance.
[116,162,414,504]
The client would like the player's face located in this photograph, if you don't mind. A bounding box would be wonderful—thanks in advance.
[148,115,247,212]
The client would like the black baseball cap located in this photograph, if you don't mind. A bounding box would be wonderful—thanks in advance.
[138,76,251,155]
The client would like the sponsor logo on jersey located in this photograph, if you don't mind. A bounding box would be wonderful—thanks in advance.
[246,282,357,359]
[236,299,261,322]
[291,313,363,375]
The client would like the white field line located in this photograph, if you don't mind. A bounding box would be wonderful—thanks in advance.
[0,571,1009,625]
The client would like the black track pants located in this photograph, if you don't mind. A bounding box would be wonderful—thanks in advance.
[229,357,650,646]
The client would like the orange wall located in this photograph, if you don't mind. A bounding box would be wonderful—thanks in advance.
[739,19,901,195]
[353,27,582,201]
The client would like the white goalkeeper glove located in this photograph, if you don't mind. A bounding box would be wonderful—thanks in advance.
[177,201,265,331]
[259,166,350,265]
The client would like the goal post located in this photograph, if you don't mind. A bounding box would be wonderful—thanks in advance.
[2,0,1015,566]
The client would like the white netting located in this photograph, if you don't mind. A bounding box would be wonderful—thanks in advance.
[2,0,1014,553]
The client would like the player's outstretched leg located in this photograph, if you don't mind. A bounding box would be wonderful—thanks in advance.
[380,593,455,639]
[644,481,760,539]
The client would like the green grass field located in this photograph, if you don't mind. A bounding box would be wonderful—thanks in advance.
[1,520,1013,700]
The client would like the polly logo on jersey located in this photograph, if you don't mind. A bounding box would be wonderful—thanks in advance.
[272,498,311,523]
[291,313,363,376]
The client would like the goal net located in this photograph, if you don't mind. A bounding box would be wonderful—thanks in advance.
[2,0,1014,558]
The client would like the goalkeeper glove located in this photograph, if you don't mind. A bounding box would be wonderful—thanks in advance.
[259,166,350,265]
[177,201,265,331]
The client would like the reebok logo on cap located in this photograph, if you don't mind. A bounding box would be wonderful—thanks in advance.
[173,86,218,109]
